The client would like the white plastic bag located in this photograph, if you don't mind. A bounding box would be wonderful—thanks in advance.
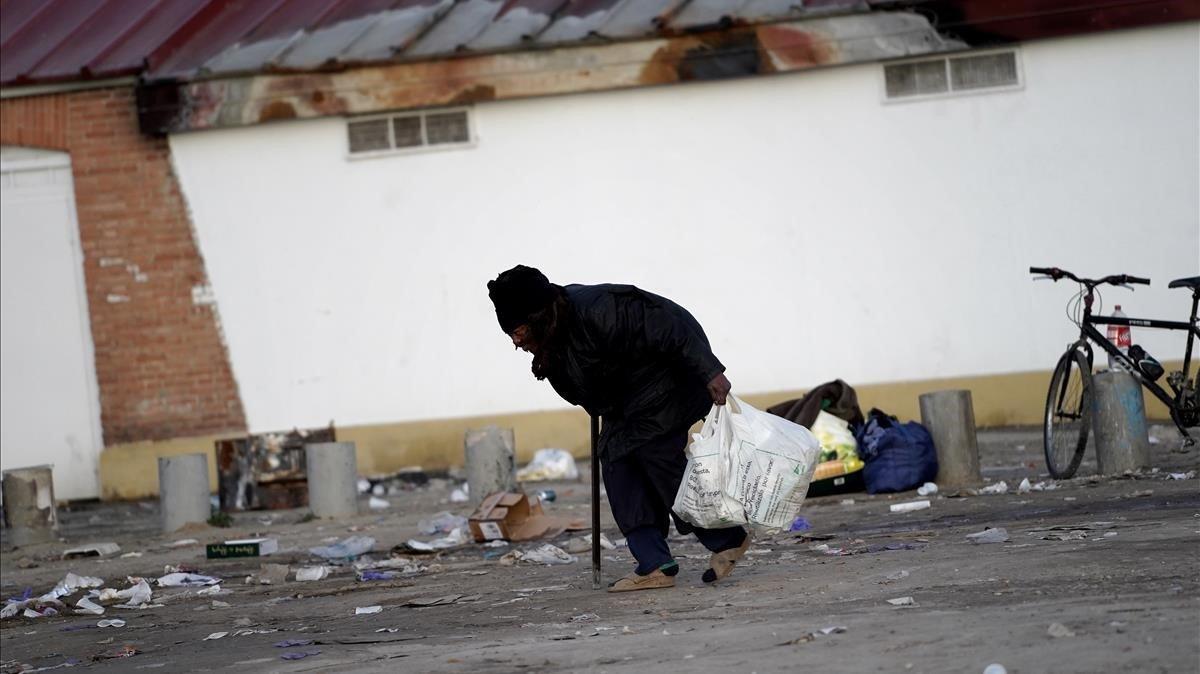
[672,406,746,529]
[721,397,821,533]
[516,449,579,481]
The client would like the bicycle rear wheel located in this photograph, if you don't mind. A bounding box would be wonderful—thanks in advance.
[1044,348,1093,479]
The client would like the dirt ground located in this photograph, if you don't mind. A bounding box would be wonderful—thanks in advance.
[1,425,1197,673]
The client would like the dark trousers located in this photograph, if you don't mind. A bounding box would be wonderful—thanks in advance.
[602,431,747,574]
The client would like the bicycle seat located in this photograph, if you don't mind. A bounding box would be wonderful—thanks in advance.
[1168,276,1199,290]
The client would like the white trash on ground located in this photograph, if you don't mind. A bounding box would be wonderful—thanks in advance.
[406,527,469,552]
[418,512,468,535]
[309,536,376,559]
[157,573,220,588]
[976,481,1009,495]
[295,566,330,582]
[966,528,1010,544]
[499,544,576,566]
[516,449,579,481]
[917,482,938,496]
[890,500,931,514]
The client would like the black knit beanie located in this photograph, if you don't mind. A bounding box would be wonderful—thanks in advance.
[487,265,558,334]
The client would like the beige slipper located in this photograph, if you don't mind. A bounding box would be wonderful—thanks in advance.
[703,535,750,584]
[608,569,676,593]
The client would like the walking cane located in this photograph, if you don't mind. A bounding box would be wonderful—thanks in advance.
[590,414,601,590]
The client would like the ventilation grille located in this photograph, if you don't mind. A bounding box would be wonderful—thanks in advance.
[885,51,1019,100]
[347,109,472,155]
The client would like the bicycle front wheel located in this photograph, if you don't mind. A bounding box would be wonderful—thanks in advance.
[1044,348,1093,479]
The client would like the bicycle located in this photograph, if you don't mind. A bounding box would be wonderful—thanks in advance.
[1029,267,1199,479]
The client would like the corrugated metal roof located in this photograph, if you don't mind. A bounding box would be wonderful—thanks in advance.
[1,0,869,86]
[3,0,1198,88]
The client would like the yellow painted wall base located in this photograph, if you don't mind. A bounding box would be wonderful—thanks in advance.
[98,365,1181,500]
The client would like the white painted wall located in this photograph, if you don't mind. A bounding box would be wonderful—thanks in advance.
[169,24,1200,433]
[1,146,103,500]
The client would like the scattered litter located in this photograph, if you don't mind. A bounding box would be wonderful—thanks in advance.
[93,645,138,660]
[1047,622,1076,638]
[368,496,390,510]
[469,491,585,543]
[564,533,616,554]
[280,650,320,661]
[167,539,199,548]
[74,597,105,616]
[43,573,105,602]
[889,500,930,514]
[570,613,600,623]
[400,594,477,608]
[449,486,469,503]
[887,596,916,607]
[120,552,144,559]
[358,570,398,581]
[839,499,856,506]
[157,573,219,588]
[1040,530,1088,541]
[406,527,469,552]
[274,639,314,648]
[108,579,153,608]
[355,606,383,615]
[418,512,469,535]
[917,482,938,496]
[984,665,1008,674]
[788,517,811,532]
[309,536,375,560]
[1103,532,1118,538]
[203,632,228,640]
[207,538,278,559]
[499,544,576,566]
[375,627,400,633]
[975,481,1009,495]
[884,570,910,582]
[97,620,125,628]
[255,564,290,585]
[777,625,847,646]
[295,566,330,582]
[63,543,121,559]
[1168,471,1195,480]
[516,449,579,481]
[966,528,1010,544]
[1127,490,1154,498]
[211,601,230,609]
[196,585,222,596]
[1017,478,1033,494]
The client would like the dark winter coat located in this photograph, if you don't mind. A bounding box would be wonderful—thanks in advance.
[546,284,725,461]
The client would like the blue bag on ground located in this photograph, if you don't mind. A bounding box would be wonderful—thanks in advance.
[853,409,938,494]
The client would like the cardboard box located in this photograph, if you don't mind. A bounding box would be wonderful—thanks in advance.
[468,491,585,543]
[206,537,279,559]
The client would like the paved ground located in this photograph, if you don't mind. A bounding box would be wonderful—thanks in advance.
[1,425,1197,673]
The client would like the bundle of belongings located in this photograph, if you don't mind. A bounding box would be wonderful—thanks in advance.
[768,380,938,495]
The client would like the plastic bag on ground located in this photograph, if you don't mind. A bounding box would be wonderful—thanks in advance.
[516,449,579,481]
[40,573,104,602]
[157,573,219,588]
[811,411,864,472]
[309,535,376,560]
[418,512,468,535]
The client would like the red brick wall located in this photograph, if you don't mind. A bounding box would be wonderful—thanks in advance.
[1,87,247,444]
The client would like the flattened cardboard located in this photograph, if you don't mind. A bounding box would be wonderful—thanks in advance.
[468,491,586,542]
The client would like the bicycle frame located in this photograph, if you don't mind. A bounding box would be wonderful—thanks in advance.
[1080,303,1200,414]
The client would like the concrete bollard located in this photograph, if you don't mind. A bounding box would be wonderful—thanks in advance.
[305,442,359,518]
[1,466,59,546]
[919,389,983,488]
[1091,371,1151,474]
[158,454,211,533]
[464,426,516,506]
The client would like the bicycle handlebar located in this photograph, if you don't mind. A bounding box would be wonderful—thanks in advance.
[1028,267,1151,287]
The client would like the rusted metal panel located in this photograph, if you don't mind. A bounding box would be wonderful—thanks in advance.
[138,12,962,134]
[216,425,336,511]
